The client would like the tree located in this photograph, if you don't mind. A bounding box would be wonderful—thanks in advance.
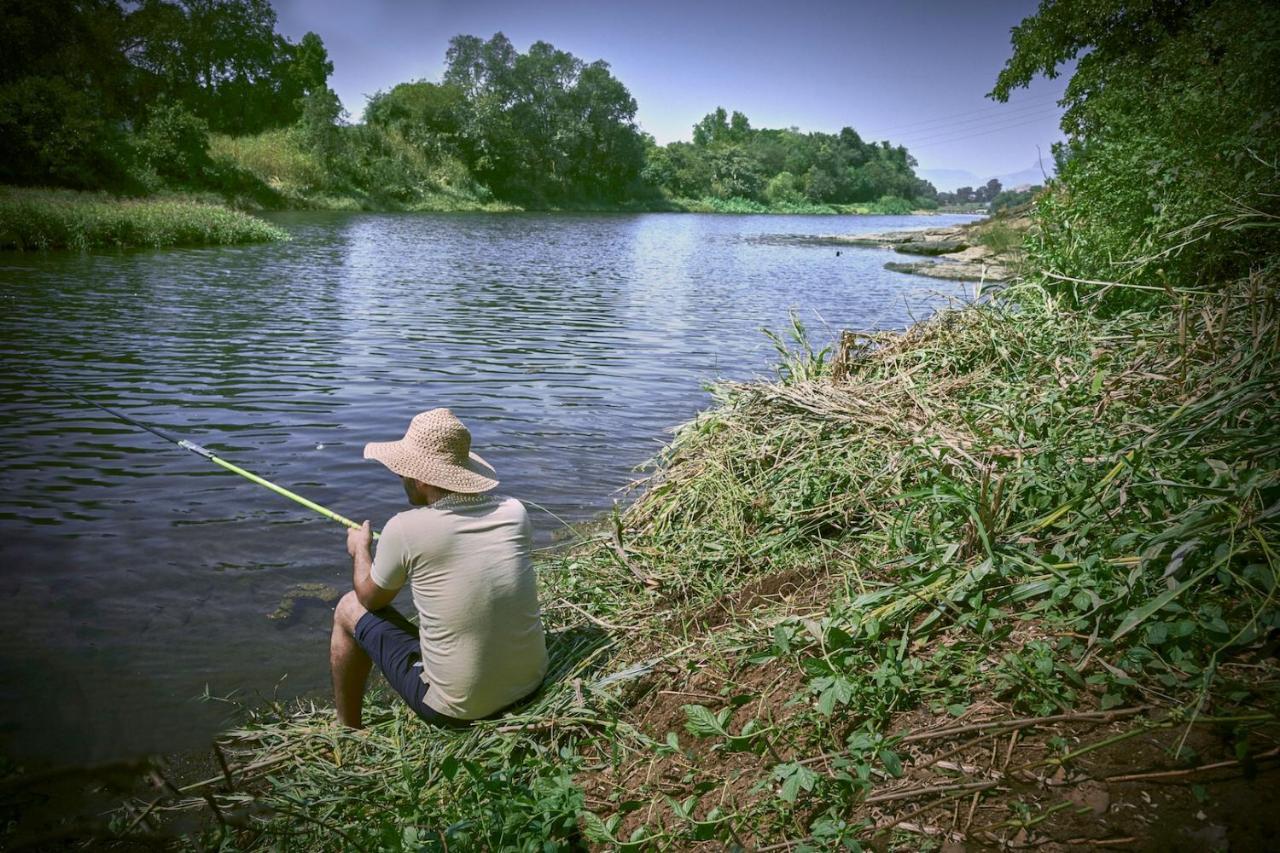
[0,0,134,187]
[764,171,803,205]
[441,32,645,201]
[135,97,211,183]
[992,0,1280,296]
[692,107,730,147]
[126,0,331,134]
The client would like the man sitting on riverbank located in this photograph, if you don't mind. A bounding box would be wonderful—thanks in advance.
[330,408,548,729]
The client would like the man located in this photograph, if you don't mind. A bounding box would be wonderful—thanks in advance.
[330,408,548,729]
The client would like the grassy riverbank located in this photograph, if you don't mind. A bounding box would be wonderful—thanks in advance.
[63,241,1275,849]
[0,187,288,251]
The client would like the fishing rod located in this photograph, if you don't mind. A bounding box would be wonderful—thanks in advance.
[49,380,376,537]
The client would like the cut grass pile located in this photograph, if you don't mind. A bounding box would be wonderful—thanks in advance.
[10,224,1276,850]
[0,187,288,251]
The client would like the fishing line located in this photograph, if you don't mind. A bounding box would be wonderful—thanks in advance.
[48,379,376,537]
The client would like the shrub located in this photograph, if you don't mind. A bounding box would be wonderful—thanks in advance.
[996,0,1280,307]
[134,99,212,184]
[868,195,914,215]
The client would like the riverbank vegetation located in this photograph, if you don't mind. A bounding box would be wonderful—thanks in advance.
[0,187,288,251]
[2,3,942,220]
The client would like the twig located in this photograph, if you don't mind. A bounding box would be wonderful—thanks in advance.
[1104,746,1280,782]
[1064,838,1137,847]
[864,778,1000,805]
[902,706,1148,743]
[609,520,661,590]
[212,742,236,790]
[872,787,981,839]
[556,597,622,631]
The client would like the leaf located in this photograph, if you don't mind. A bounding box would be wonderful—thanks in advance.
[773,623,792,654]
[440,755,459,780]
[817,677,854,716]
[879,749,904,778]
[579,810,614,843]
[683,704,725,738]
[825,626,854,650]
[1112,562,1217,641]
[777,763,819,803]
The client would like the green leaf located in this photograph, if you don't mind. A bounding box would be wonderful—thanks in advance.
[777,764,819,803]
[879,749,904,777]
[683,704,725,738]
[1112,562,1217,641]
[579,811,615,843]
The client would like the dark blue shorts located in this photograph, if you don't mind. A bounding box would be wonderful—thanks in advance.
[353,606,471,728]
[353,606,542,728]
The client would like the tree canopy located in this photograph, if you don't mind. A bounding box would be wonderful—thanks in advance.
[0,0,332,188]
[992,0,1279,299]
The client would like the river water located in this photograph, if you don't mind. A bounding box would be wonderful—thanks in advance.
[0,211,978,765]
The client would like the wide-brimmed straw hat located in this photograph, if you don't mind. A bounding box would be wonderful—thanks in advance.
[363,409,499,493]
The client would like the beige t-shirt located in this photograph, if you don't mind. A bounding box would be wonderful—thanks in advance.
[370,493,547,719]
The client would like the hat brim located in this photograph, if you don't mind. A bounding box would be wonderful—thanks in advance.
[363,440,499,493]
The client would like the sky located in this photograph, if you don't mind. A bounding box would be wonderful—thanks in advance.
[271,0,1069,190]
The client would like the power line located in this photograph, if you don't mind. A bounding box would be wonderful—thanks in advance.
[893,108,1063,146]
[859,90,1066,138]
[886,103,1063,144]
[905,113,1067,151]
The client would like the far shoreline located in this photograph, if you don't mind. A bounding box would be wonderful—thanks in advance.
[1,185,986,252]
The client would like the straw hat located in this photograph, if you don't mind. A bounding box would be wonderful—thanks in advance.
[363,409,499,493]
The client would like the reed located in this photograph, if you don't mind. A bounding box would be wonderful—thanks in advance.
[0,187,288,251]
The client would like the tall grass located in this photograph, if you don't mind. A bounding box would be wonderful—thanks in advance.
[0,187,287,250]
[210,128,516,213]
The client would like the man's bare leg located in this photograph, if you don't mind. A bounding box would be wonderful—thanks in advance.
[331,591,373,728]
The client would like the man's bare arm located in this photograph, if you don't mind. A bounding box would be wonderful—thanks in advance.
[347,520,398,610]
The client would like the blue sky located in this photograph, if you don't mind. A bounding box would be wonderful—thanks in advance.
[271,0,1069,189]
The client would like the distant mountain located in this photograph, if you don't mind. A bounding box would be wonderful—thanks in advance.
[919,161,1055,193]
[994,161,1054,190]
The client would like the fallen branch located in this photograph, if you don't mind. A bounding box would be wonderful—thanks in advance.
[901,706,1149,744]
[1103,746,1280,783]
[864,778,1000,805]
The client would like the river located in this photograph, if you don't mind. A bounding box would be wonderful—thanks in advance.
[0,211,979,765]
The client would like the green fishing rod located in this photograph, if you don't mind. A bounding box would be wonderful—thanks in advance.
[50,381,377,538]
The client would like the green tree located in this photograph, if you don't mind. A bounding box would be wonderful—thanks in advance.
[692,107,730,147]
[135,97,211,183]
[764,171,804,205]
[992,0,1280,298]
[0,0,133,187]
[441,32,645,202]
[127,0,330,134]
